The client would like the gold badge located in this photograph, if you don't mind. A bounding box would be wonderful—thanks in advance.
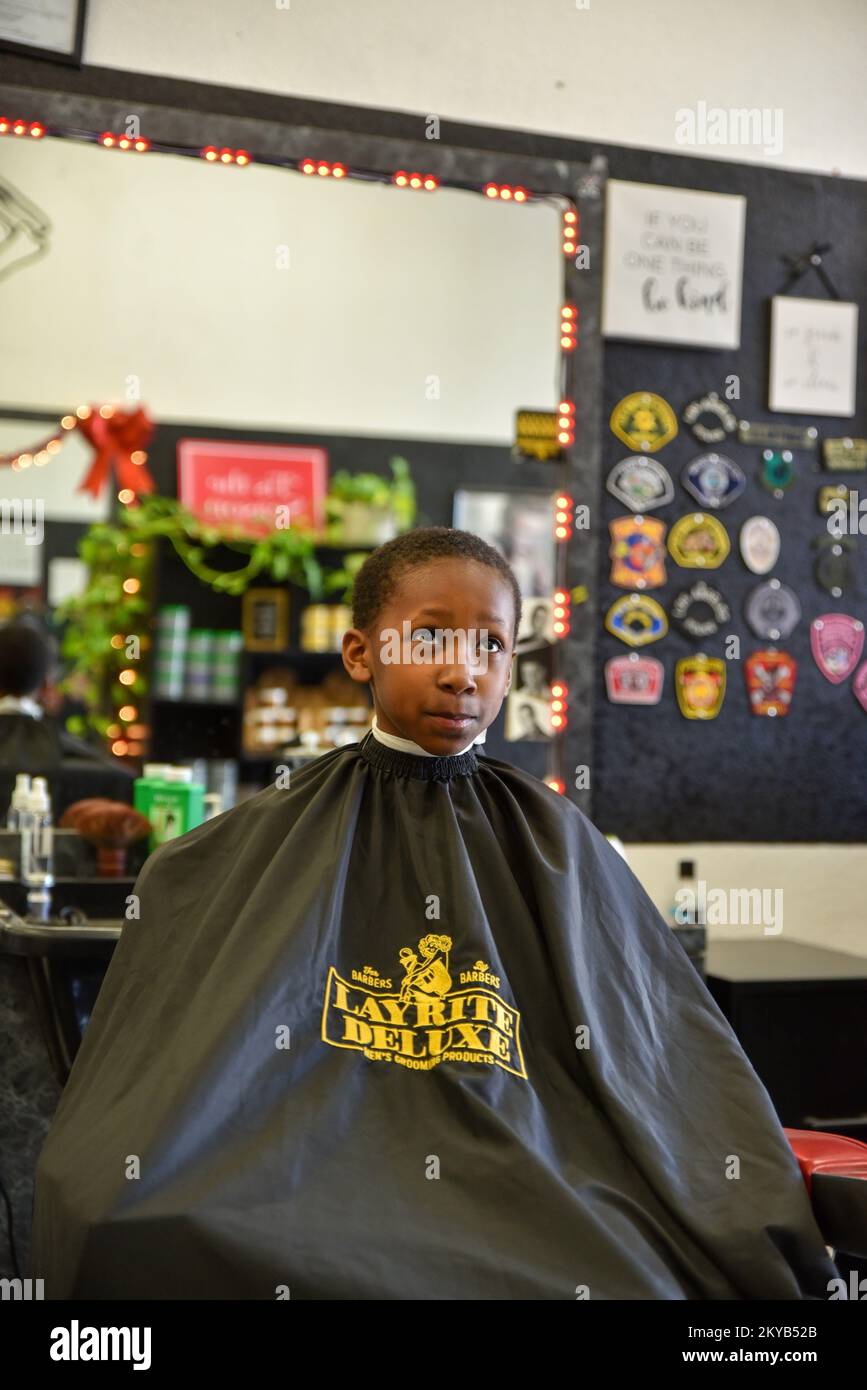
[675,655,726,719]
[609,515,667,589]
[604,593,668,646]
[817,484,850,516]
[667,512,731,568]
[610,392,678,453]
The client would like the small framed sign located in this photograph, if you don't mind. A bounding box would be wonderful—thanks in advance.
[178,439,328,537]
[769,296,859,417]
[242,588,290,653]
[514,409,562,462]
[0,0,88,66]
[602,179,746,349]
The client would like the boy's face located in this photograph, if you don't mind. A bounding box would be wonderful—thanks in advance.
[342,558,516,754]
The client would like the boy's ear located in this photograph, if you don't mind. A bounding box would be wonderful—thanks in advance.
[341,628,372,684]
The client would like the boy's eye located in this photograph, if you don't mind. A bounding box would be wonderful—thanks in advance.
[410,629,505,653]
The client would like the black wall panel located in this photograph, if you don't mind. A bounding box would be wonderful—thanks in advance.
[594,153,867,841]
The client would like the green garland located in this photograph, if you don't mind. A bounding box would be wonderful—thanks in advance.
[138,494,328,597]
[54,494,387,744]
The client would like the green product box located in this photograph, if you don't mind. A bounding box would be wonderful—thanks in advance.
[134,765,205,851]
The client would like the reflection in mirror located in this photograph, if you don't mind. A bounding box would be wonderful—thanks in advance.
[0,137,562,439]
[0,131,568,806]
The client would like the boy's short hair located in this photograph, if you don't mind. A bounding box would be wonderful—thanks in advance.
[0,621,57,696]
[352,526,522,645]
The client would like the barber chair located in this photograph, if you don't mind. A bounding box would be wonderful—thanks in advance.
[785,1128,867,1280]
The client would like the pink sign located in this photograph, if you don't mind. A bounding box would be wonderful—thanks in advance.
[177,439,328,537]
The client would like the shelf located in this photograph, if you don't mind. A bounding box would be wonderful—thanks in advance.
[147,535,364,781]
[0,876,136,885]
[244,647,343,660]
[307,541,380,555]
[151,696,239,709]
[240,746,362,765]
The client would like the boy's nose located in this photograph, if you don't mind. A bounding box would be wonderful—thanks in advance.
[437,665,479,691]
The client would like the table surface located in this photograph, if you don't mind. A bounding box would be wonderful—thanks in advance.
[705,938,867,983]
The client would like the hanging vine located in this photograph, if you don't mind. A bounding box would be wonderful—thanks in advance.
[55,497,328,744]
[54,462,416,746]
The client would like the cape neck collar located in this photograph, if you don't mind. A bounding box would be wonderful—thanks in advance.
[361,723,480,780]
[369,713,478,758]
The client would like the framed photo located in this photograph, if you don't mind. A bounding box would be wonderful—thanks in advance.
[516,597,556,650]
[505,646,555,742]
[0,0,87,66]
[769,296,859,417]
[452,488,558,600]
[242,588,289,653]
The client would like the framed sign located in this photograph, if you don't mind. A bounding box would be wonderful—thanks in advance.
[242,588,290,652]
[178,439,328,537]
[0,0,87,65]
[602,179,746,349]
[769,296,859,417]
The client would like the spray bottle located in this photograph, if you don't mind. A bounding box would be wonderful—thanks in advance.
[21,775,54,921]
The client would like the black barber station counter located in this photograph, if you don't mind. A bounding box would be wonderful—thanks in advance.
[705,939,867,1141]
[0,829,137,1278]
[0,828,140,1080]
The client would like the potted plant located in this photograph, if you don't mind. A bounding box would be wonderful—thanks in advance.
[325,457,416,544]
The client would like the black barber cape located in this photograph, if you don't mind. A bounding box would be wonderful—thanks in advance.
[31,731,839,1300]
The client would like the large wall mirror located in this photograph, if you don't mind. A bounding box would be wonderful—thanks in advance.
[0,84,602,799]
[1,135,563,440]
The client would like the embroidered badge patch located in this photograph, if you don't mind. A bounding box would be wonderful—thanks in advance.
[610,392,678,452]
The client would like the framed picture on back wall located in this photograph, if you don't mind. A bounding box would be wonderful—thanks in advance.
[452,487,558,599]
[601,178,746,350]
[769,295,859,417]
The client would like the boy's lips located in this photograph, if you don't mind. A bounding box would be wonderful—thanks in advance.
[425,710,477,729]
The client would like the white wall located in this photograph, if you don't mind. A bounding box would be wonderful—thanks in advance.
[625,843,867,959]
[74,0,867,180]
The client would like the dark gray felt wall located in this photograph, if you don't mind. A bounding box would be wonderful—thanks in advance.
[594,150,867,842]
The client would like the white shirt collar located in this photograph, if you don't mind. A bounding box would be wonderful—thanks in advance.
[370,713,483,758]
[0,694,43,719]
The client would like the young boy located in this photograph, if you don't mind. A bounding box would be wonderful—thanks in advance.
[30,527,840,1299]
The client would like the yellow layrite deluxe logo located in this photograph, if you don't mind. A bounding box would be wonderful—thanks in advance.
[321,934,527,1078]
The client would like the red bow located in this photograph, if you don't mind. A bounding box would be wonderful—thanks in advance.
[76,407,156,498]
